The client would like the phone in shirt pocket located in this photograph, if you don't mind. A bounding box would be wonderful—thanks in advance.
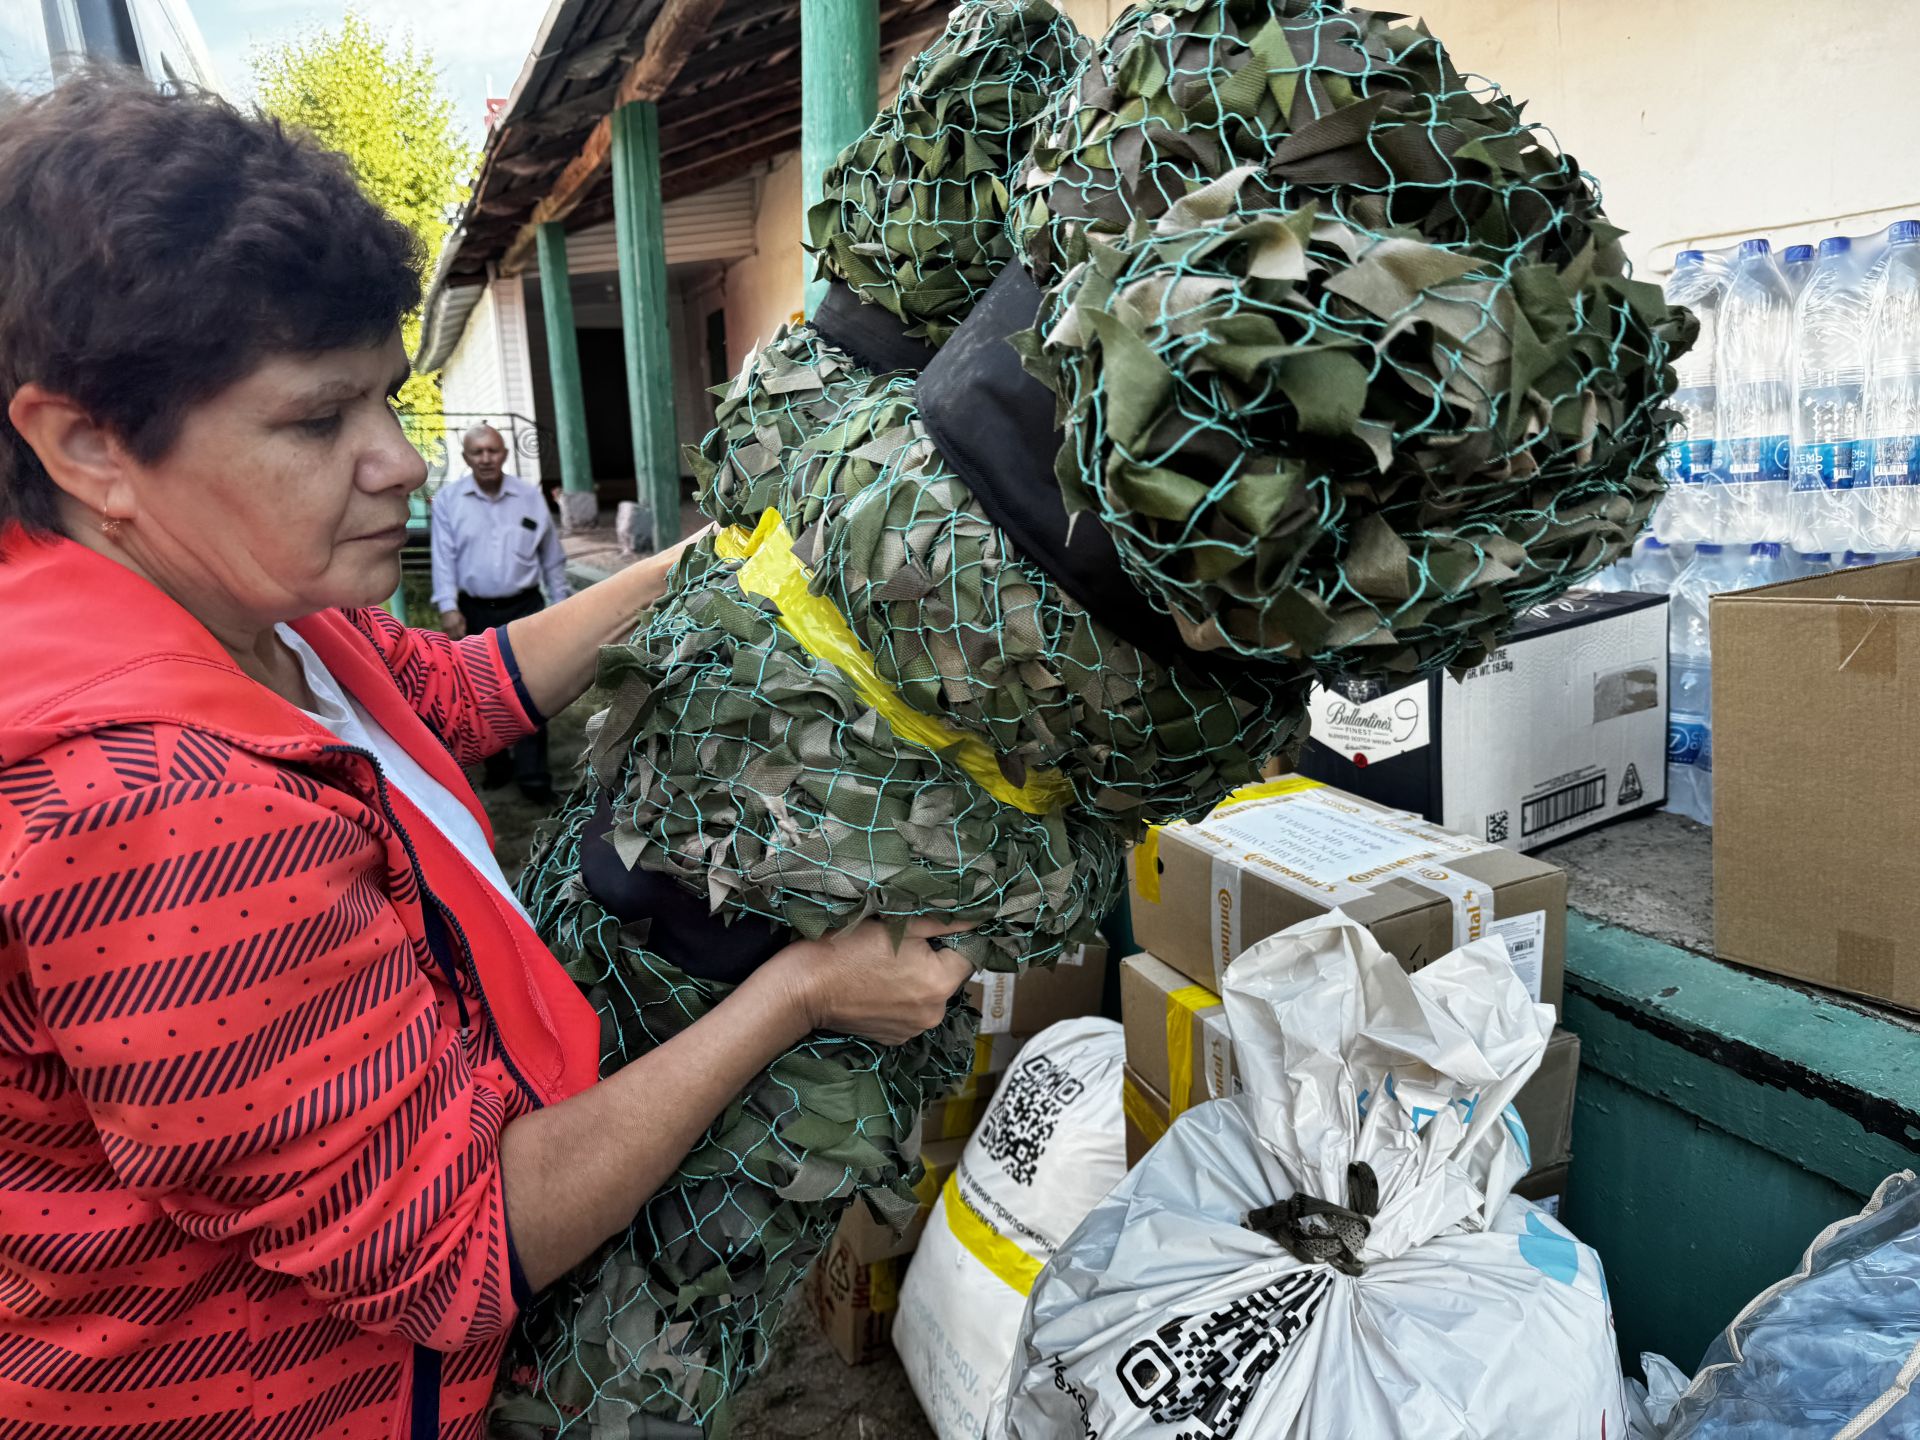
[512,513,543,562]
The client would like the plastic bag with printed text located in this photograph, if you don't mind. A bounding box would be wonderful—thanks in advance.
[994,911,1625,1440]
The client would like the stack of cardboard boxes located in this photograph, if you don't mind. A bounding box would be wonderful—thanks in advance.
[808,946,1110,1363]
[1119,776,1584,1212]
[813,775,1595,1362]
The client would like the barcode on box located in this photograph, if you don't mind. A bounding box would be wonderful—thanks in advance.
[1522,775,1607,837]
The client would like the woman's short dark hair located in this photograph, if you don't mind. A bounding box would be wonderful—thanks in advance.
[0,73,423,536]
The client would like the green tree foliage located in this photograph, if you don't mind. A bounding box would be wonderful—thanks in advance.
[252,13,474,417]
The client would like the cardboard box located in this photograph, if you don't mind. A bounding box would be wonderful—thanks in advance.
[1514,1029,1580,1172]
[1132,778,1568,1012]
[809,1227,901,1366]
[1121,1067,1171,1169]
[834,1135,966,1265]
[1119,952,1238,1120]
[1122,950,1580,1166]
[1714,560,1920,1011]
[1514,1161,1571,1220]
[968,942,1109,1039]
[1296,591,1668,850]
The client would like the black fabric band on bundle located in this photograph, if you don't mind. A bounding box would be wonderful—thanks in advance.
[580,791,791,985]
[812,279,943,376]
[915,262,1199,671]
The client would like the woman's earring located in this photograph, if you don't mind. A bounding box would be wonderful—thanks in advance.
[101,516,124,540]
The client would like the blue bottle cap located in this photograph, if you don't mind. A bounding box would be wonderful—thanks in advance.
[1800,552,1833,563]
[1643,537,1669,550]
[1783,244,1814,264]
[1675,249,1706,268]
[1737,238,1772,259]
[1888,220,1920,247]
[1818,236,1853,258]
[1696,544,1725,555]
[1844,551,1882,565]
[1750,542,1783,557]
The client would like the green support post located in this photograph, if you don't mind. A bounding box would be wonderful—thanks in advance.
[611,101,681,551]
[535,221,597,530]
[800,0,878,318]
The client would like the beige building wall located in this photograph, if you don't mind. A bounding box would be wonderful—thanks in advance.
[721,150,808,366]
[1339,0,1920,274]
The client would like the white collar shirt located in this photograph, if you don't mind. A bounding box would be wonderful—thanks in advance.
[428,470,571,613]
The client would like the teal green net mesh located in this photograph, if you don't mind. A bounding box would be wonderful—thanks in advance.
[687,325,892,534]
[808,385,1308,822]
[805,0,1090,344]
[1010,0,1696,679]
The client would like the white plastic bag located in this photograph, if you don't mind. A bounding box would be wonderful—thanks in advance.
[896,1017,1127,1440]
[996,912,1626,1440]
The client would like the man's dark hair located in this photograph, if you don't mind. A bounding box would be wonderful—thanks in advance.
[0,72,423,536]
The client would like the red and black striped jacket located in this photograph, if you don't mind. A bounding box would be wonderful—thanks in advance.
[0,529,602,1439]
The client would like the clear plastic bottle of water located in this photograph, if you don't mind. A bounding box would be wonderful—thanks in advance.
[1657,251,1727,543]
[1782,243,1817,297]
[1788,237,1871,551]
[1715,239,1795,543]
[1630,536,1682,594]
[1586,557,1632,592]
[1793,549,1837,578]
[1665,544,1747,826]
[1842,550,1889,569]
[1860,219,1920,551]
[1741,540,1791,589]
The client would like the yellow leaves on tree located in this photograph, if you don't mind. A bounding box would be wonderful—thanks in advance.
[252,13,475,418]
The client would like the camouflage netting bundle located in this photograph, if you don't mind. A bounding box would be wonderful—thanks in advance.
[493,801,978,1438]
[492,5,1122,1435]
[1011,0,1694,677]
[809,382,1307,820]
[805,0,1089,344]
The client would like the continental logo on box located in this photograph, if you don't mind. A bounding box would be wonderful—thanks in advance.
[1216,887,1233,966]
[1237,848,1338,897]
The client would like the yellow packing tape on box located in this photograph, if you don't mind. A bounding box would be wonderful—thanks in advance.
[1166,984,1222,1118]
[1121,1074,1168,1151]
[716,509,1073,816]
[940,1173,1044,1296]
[1133,774,1324,904]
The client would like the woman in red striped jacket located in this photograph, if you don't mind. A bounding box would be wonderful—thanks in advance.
[0,76,971,1440]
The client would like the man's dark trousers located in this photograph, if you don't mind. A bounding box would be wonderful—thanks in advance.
[459,586,552,799]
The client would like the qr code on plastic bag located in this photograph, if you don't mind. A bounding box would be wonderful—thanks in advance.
[979,1052,1085,1185]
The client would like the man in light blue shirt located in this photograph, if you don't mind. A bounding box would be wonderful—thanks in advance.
[430,423,571,802]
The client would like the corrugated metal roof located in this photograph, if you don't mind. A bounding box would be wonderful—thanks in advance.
[416,0,943,372]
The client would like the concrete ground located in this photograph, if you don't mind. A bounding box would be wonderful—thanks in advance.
[477,697,934,1440]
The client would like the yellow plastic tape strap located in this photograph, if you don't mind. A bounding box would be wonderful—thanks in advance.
[1166,984,1219,1119]
[869,1258,900,1313]
[1135,775,1323,905]
[940,1174,1043,1296]
[1135,828,1164,905]
[716,510,1073,815]
[1215,774,1324,812]
[1122,1075,1168,1149]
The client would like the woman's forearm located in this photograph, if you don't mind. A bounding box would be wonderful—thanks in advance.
[502,534,700,718]
[498,961,812,1292]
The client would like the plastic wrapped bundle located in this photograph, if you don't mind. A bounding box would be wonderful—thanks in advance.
[1011,0,1696,677]
[1641,1169,1920,1439]
[806,0,1090,345]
